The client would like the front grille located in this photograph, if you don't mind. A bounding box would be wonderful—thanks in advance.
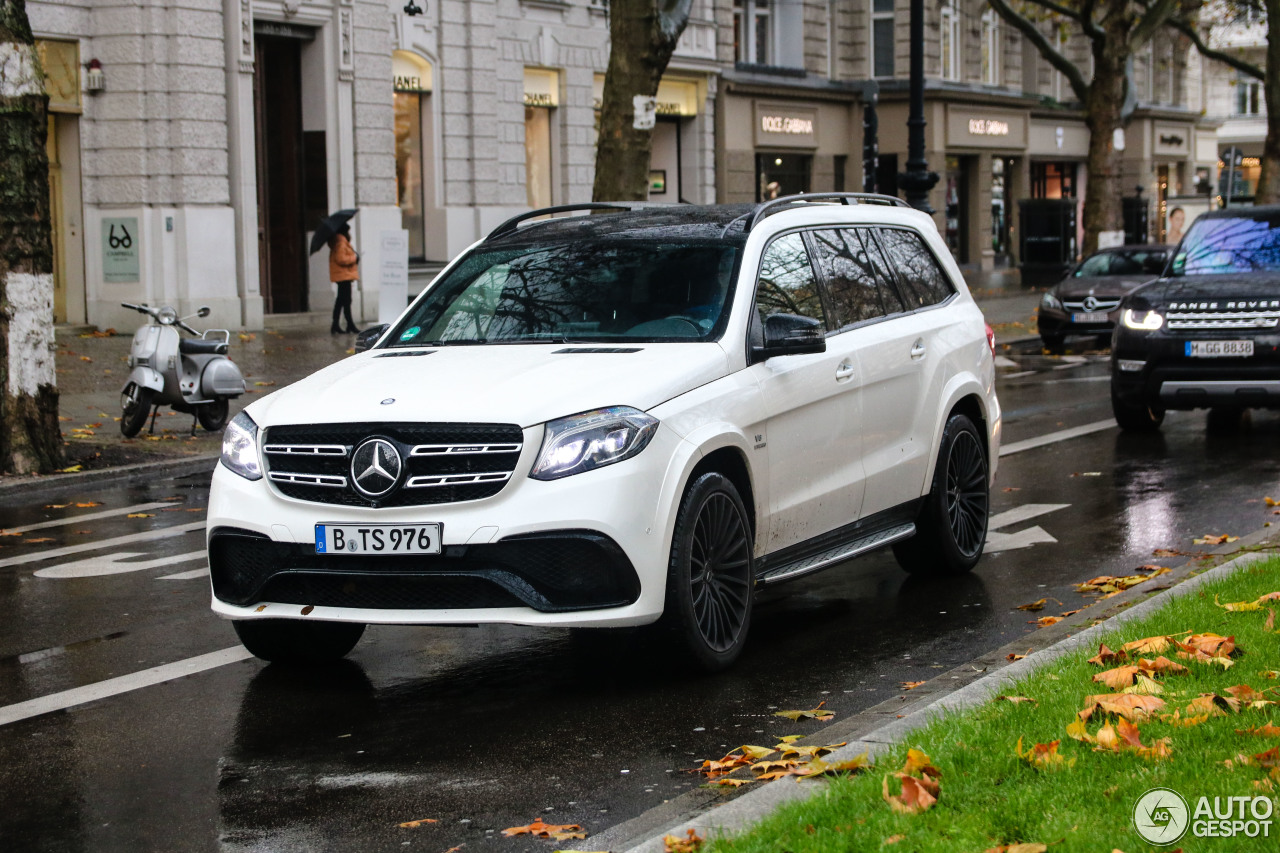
[1063,299,1121,313]
[262,422,524,507]
[209,527,640,611]
[1166,309,1280,331]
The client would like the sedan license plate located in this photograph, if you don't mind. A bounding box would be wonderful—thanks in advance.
[315,523,442,555]
[1186,340,1254,358]
[1072,311,1109,324]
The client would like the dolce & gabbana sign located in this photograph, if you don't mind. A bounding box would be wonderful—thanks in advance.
[947,106,1026,148]
[754,103,818,148]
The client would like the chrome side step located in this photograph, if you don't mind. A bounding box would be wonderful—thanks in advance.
[755,522,915,586]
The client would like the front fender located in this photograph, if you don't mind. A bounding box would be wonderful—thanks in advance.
[124,366,165,394]
[922,372,1002,491]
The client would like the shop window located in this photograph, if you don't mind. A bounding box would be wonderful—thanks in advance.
[755,232,827,326]
[757,153,811,201]
[395,93,425,260]
[944,155,965,260]
[981,9,999,86]
[1031,162,1077,199]
[871,0,894,78]
[877,228,954,308]
[1236,79,1262,116]
[734,0,772,65]
[525,106,553,209]
[940,0,959,82]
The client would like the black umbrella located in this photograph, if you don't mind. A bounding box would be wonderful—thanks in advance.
[309,209,358,255]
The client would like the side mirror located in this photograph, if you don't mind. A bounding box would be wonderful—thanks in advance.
[753,313,826,361]
[197,306,211,318]
[354,324,389,353]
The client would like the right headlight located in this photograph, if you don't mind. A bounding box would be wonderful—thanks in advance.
[530,406,658,481]
[220,411,262,480]
[1121,308,1164,331]
[1040,292,1062,311]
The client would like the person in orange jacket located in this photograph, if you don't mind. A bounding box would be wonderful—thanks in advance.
[328,224,361,334]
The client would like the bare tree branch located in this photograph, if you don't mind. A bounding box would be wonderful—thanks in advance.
[1167,17,1263,79]
[988,0,1089,101]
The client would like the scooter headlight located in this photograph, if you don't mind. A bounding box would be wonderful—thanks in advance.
[157,306,178,325]
[220,411,262,481]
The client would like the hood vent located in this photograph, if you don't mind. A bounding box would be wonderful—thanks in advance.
[552,347,642,354]
[374,350,436,358]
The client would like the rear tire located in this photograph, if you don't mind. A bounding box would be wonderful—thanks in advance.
[659,472,754,672]
[1040,334,1065,355]
[120,384,154,438]
[233,619,365,664]
[1111,385,1164,432]
[893,413,989,576]
[197,398,229,432]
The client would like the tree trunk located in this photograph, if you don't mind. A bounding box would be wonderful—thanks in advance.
[1080,49,1127,258]
[0,0,63,474]
[1256,0,1280,204]
[592,0,691,202]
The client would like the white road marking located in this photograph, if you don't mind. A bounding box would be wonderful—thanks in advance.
[993,355,1019,368]
[1002,370,1037,379]
[0,646,254,727]
[986,503,1070,553]
[157,567,210,581]
[0,501,188,535]
[0,521,206,569]
[34,550,205,579]
[999,419,1116,457]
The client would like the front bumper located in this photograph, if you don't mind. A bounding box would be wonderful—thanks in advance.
[1111,328,1280,410]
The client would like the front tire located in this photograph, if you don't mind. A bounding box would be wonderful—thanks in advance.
[1111,384,1164,432]
[893,413,989,576]
[120,383,154,438]
[660,472,754,672]
[233,619,366,664]
[1040,333,1065,355]
[197,398,229,431]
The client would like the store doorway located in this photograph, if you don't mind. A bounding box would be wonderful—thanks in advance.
[756,153,812,200]
[254,34,308,314]
[944,155,969,263]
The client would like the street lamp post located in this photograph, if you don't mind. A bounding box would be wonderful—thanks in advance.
[898,0,938,212]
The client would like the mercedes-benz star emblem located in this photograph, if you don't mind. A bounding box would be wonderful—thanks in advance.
[350,438,402,498]
[1083,296,1099,311]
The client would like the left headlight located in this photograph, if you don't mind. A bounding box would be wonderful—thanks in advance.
[220,411,262,480]
[530,406,658,481]
[1040,291,1062,311]
[1121,308,1164,331]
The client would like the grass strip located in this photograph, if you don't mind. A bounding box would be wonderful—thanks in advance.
[707,556,1280,853]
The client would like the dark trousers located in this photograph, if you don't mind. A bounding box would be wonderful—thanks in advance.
[332,281,356,331]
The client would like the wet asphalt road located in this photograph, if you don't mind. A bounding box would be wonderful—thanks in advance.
[2,347,1278,853]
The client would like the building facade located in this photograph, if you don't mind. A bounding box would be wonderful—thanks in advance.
[31,0,1232,333]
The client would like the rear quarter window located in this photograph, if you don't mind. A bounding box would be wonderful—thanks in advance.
[876,228,954,308]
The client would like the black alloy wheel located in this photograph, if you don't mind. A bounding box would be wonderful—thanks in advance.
[893,413,989,575]
[661,472,754,671]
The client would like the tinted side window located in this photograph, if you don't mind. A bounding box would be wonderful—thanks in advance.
[877,228,954,308]
[808,228,890,328]
[755,232,828,327]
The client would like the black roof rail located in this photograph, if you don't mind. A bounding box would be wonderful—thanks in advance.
[486,203,634,241]
[745,192,911,233]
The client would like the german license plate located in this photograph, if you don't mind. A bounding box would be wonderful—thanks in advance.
[1072,312,1108,324]
[1186,340,1254,358]
[315,523,442,555]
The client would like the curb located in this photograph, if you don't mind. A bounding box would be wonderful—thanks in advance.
[578,533,1276,853]
[0,455,219,502]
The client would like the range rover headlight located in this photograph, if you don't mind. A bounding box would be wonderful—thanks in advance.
[220,411,262,481]
[1121,308,1164,331]
[531,406,658,481]
[1040,292,1063,311]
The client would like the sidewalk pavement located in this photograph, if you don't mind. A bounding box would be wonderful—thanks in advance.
[41,267,1044,481]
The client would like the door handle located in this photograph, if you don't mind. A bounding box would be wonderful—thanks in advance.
[910,339,927,360]
[835,360,855,380]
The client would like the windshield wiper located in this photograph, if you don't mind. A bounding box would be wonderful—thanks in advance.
[423,338,489,346]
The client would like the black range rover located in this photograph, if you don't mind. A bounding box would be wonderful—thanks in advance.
[1111,205,1280,431]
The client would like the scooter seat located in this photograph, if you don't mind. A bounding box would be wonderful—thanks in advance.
[179,338,228,355]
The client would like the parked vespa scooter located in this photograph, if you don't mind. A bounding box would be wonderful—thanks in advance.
[119,302,246,438]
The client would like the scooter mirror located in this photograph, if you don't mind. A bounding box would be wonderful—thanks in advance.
[197,306,211,318]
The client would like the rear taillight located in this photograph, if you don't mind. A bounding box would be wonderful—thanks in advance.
[984,323,996,355]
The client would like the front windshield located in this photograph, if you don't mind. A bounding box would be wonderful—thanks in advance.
[386,241,740,346]
[1074,249,1167,278]
[1173,213,1280,276]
